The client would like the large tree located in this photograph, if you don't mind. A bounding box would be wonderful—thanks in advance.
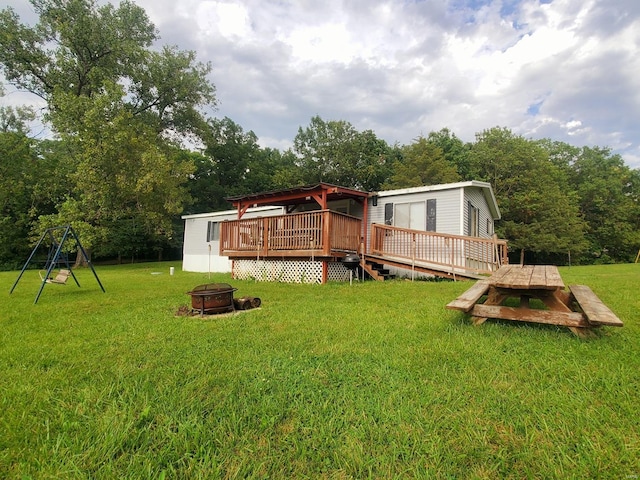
[38,87,195,261]
[189,117,305,213]
[294,116,391,191]
[425,128,472,179]
[0,0,216,259]
[469,127,588,263]
[383,136,460,189]
[542,141,640,263]
[0,100,37,267]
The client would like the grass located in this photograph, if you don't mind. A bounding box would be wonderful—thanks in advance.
[1,262,639,479]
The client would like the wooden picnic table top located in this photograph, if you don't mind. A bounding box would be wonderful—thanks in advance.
[488,265,564,291]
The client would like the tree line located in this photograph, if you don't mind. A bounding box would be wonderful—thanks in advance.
[1,0,639,269]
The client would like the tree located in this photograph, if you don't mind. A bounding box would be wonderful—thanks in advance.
[259,148,304,191]
[294,116,391,190]
[0,106,36,267]
[469,127,588,263]
[0,0,156,102]
[383,136,460,189]
[191,117,266,212]
[426,128,472,179]
[188,118,306,214]
[0,0,216,259]
[41,88,194,262]
[547,144,640,263]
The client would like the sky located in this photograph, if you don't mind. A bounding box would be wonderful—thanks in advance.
[2,0,640,168]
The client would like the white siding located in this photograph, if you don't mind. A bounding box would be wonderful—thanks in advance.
[181,207,284,273]
[464,187,494,239]
[369,188,463,235]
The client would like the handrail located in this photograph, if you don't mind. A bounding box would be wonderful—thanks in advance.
[370,223,508,275]
[220,210,362,257]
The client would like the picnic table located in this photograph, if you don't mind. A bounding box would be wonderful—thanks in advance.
[446,265,623,337]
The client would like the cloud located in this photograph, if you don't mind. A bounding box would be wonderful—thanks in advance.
[2,0,639,168]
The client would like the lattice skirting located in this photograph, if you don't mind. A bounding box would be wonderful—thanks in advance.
[232,259,351,284]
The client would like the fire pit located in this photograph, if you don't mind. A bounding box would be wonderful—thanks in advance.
[187,283,237,315]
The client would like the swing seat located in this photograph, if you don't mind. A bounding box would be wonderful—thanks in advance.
[39,269,71,285]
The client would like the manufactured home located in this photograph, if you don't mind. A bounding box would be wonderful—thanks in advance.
[182,181,507,282]
[181,206,284,273]
[366,181,502,279]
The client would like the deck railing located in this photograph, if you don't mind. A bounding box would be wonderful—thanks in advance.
[370,224,508,275]
[220,210,362,258]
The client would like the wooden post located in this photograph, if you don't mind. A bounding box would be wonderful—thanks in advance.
[411,232,416,281]
[362,196,369,253]
[322,210,331,256]
[261,217,269,257]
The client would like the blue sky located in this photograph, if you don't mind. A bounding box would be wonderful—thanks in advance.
[2,0,639,168]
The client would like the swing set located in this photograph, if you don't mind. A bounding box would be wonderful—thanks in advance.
[10,225,106,304]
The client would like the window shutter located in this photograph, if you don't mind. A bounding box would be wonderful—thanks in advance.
[427,199,437,231]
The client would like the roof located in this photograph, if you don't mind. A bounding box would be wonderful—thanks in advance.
[226,183,369,218]
[181,206,284,220]
[374,181,501,220]
[226,183,370,212]
[185,181,500,220]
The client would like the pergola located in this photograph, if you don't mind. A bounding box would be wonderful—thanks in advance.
[226,183,371,249]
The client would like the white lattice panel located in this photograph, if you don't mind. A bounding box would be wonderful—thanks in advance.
[327,262,350,282]
[233,259,324,284]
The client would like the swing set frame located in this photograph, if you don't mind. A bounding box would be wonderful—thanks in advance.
[10,225,106,304]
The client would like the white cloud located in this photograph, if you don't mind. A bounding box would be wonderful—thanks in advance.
[2,0,639,168]
[195,1,251,40]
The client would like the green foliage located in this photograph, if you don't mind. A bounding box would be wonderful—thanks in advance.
[572,147,639,262]
[0,129,35,267]
[0,0,157,100]
[469,128,589,261]
[128,46,215,139]
[384,136,461,189]
[426,128,472,179]
[294,115,392,190]
[0,0,213,263]
[190,117,293,213]
[1,263,639,477]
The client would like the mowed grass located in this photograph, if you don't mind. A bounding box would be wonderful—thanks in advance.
[1,263,639,479]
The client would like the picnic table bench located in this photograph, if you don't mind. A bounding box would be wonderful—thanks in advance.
[446,265,623,337]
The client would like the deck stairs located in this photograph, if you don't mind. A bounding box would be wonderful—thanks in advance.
[361,253,487,282]
[362,257,396,281]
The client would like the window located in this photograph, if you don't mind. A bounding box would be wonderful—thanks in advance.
[384,203,393,225]
[206,221,219,242]
[395,202,426,230]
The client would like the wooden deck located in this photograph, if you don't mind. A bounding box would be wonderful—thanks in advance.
[220,211,509,280]
[220,210,362,259]
[370,224,508,277]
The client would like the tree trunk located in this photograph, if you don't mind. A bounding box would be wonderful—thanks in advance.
[74,247,90,268]
[520,248,525,266]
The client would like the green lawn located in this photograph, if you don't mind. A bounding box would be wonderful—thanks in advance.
[1,263,639,479]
